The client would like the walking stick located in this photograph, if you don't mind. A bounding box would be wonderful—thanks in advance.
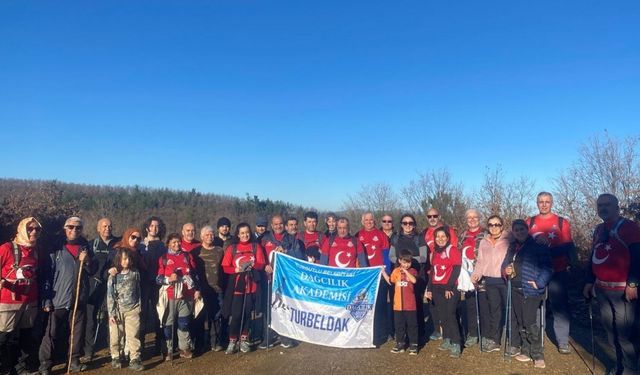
[67,256,85,374]
[266,277,271,351]
[503,278,512,363]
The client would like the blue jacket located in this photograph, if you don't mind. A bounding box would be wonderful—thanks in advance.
[502,237,552,297]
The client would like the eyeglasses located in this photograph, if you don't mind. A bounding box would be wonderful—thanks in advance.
[401,221,415,226]
[27,226,41,233]
[488,223,503,228]
[427,215,439,219]
[130,235,141,241]
[382,220,393,224]
[65,225,83,231]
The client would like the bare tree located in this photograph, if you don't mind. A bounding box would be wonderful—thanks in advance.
[554,131,640,258]
[475,166,536,225]
[401,169,469,229]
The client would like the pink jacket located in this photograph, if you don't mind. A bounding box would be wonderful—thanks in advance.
[471,233,510,279]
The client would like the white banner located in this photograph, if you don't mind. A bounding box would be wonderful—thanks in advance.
[270,252,382,348]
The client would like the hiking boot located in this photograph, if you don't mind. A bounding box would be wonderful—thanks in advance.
[225,341,237,355]
[449,343,461,358]
[111,358,122,369]
[280,339,296,349]
[429,331,443,341]
[505,346,521,357]
[68,362,87,373]
[408,344,418,355]
[515,354,532,362]
[437,338,452,351]
[558,344,571,354]
[179,349,193,359]
[481,339,501,353]
[128,359,144,372]
[390,344,405,354]
[464,336,478,348]
[239,340,251,353]
[534,359,546,369]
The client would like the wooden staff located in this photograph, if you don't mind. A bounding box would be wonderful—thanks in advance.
[67,255,85,374]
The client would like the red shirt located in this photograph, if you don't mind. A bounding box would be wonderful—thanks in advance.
[157,250,198,300]
[357,228,390,267]
[0,242,38,306]
[591,218,640,290]
[459,228,483,261]
[391,267,418,311]
[320,235,364,268]
[221,241,266,294]
[526,214,573,272]
[261,232,286,264]
[298,231,323,249]
[181,239,202,253]
[430,245,462,286]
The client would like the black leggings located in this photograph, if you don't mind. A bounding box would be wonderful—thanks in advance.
[432,284,461,346]
[228,293,254,341]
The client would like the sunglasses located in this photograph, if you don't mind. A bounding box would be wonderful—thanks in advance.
[488,223,503,228]
[382,220,393,223]
[427,215,439,219]
[401,221,415,226]
[65,225,83,231]
[130,235,141,241]
[27,226,41,233]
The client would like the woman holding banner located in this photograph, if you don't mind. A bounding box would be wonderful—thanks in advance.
[221,223,265,354]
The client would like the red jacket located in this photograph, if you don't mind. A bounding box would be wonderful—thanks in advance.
[430,245,462,287]
[157,250,198,300]
[221,241,266,294]
[357,228,390,267]
[0,242,38,306]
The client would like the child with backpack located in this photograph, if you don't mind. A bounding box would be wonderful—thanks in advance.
[383,249,419,355]
[220,223,265,354]
[107,246,144,371]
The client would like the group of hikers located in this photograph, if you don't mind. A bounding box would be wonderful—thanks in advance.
[0,191,638,375]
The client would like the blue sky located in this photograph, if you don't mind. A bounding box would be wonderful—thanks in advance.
[1,1,638,210]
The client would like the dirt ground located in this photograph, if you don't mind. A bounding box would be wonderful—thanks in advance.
[51,330,604,375]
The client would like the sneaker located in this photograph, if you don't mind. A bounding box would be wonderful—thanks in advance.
[408,344,418,355]
[128,359,145,372]
[239,340,251,353]
[111,359,122,369]
[390,344,405,354]
[280,340,295,349]
[438,338,452,351]
[533,359,546,369]
[212,344,224,352]
[482,340,501,353]
[429,331,443,341]
[449,343,461,358]
[224,341,237,355]
[558,344,571,354]
[258,339,279,350]
[505,346,521,357]
[515,354,532,362]
[465,336,478,348]
[179,349,193,359]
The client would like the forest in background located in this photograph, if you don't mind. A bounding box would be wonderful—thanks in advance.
[1,132,638,261]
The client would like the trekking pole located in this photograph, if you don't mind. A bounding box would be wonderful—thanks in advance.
[237,270,250,357]
[266,277,271,352]
[540,287,547,349]
[475,288,481,351]
[171,282,176,367]
[505,278,512,363]
[587,298,595,375]
[67,257,85,374]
